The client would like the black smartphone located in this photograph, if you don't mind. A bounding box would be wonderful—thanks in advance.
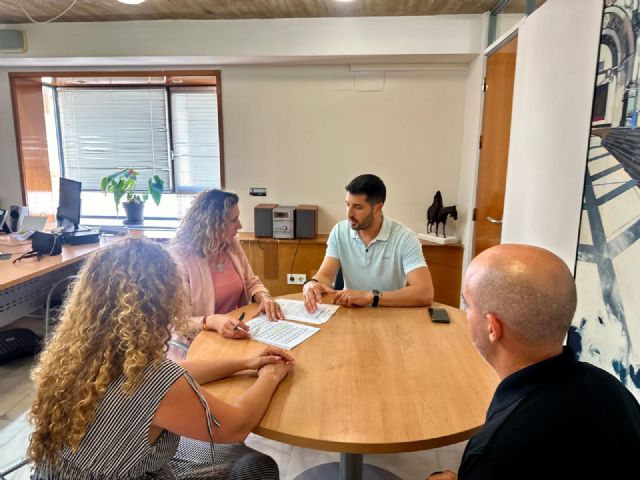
[428,307,451,324]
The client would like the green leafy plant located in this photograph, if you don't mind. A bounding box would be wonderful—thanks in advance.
[100,169,165,214]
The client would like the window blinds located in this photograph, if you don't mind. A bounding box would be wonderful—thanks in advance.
[170,87,221,192]
[57,87,171,190]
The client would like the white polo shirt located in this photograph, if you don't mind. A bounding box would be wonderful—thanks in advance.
[325,216,427,292]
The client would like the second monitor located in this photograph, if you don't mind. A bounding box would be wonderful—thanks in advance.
[57,177,82,232]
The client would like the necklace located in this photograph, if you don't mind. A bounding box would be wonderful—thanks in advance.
[215,255,226,272]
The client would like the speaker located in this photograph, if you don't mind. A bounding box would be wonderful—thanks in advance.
[0,30,27,53]
[295,205,318,239]
[254,204,277,237]
[9,205,29,233]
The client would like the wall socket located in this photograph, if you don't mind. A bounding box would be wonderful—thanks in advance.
[287,273,307,285]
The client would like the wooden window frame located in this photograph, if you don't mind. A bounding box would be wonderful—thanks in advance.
[9,70,225,205]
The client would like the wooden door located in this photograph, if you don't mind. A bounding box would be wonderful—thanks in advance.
[472,37,518,257]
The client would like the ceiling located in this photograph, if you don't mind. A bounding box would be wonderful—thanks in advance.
[0,0,545,24]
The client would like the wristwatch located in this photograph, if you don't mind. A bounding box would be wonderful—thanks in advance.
[371,289,381,307]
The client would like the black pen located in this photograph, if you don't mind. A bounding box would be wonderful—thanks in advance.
[233,312,246,331]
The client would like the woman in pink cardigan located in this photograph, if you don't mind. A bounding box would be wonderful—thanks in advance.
[169,189,283,359]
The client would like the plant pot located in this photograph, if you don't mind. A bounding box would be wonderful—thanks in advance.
[122,202,145,225]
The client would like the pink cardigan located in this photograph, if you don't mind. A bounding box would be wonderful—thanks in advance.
[171,239,268,318]
[167,239,268,360]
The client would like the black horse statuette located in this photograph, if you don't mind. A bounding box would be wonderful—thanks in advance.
[427,191,443,233]
[434,206,457,238]
[427,191,458,238]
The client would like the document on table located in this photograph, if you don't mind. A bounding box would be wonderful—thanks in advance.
[246,315,320,349]
[275,298,339,324]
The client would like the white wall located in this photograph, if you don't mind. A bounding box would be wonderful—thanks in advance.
[456,13,489,277]
[501,0,603,270]
[2,16,483,61]
[0,15,481,232]
[0,64,468,233]
[0,70,22,207]
[222,65,467,233]
[496,14,524,39]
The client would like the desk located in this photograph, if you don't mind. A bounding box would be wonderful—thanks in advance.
[0,230,177,328]
[188,294,498,480]
[0,239,103,327]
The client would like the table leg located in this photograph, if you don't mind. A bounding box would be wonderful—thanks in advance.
[340,453,362,480]
[292,452,401,480]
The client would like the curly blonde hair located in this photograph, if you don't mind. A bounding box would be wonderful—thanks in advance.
[173,189,240,258]
[28,238,189,465]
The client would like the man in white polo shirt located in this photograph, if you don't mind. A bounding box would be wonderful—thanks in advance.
[303,174,434,313]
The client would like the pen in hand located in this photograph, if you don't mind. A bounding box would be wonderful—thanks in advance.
[233,312,246,331]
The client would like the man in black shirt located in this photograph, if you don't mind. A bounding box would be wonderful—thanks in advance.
[428,244,640,480]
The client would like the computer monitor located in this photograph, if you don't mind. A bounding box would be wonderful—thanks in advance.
[57,177,82,231]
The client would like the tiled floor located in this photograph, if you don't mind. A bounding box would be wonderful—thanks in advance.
[0,354,465,480]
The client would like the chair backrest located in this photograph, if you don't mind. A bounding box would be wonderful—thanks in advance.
[45,274,79,341]
[333,267,344,291]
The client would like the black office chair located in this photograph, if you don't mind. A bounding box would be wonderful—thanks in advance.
[44,274,78,341]
[333,267,344,291]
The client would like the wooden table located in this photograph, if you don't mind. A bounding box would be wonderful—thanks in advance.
[188,294,498,480]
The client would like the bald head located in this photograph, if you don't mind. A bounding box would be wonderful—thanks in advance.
[464,244,576,348]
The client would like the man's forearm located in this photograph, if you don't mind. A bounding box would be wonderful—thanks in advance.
[378,285,433,307]
[309,272,334,287]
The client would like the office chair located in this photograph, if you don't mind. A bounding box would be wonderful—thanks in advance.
[44,275,78,341]
[0,457,29,479]
[333,267,344,291]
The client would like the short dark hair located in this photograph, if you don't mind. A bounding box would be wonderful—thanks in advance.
[345,174,386,205]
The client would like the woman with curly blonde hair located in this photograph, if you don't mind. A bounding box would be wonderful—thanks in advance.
[170,189,283,359]
[29,238,293,479]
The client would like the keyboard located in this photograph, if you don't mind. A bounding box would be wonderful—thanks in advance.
[98,226,128,235]
[10,231,33,241]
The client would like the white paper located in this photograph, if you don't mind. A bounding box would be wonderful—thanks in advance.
[246,316,320,350]
[275,298,339,325]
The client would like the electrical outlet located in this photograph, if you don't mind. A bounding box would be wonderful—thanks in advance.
[287,273,307,285]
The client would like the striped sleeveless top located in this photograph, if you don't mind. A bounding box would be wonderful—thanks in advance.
[32,360,218,479]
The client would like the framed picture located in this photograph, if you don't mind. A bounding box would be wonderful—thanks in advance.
[568,0,640,400]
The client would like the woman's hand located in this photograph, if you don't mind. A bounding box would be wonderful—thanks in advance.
[258,358,294,384]
[207,314,251,340]
[254,294,284,321]
[246,346,295,370]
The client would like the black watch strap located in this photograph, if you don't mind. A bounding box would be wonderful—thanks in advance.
[371,289,381,307]
[303,278,319,286]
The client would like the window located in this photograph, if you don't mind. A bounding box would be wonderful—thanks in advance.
[10,71,223,221]
[57,87,172,190]
[171,87,222,193]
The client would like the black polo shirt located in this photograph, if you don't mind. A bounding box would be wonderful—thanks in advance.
[459,347,640,479]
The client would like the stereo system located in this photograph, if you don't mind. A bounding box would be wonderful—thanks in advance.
[295,205,318,239]
[273,206,296,239]
[254,204,277,237]
[254,203,318,239]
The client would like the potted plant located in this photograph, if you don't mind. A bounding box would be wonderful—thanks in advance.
[100,169,165,225]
